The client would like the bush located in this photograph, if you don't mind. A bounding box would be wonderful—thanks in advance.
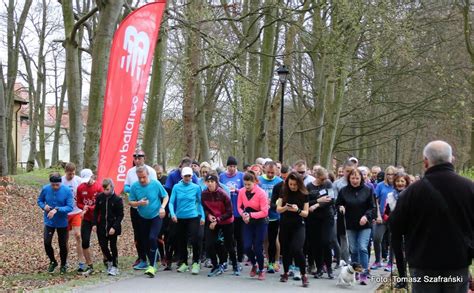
[460,168,474,180]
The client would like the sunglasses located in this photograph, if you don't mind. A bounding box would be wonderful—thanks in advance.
[297,171,306,175]
[133,155,145,158]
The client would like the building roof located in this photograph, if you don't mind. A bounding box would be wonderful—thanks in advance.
[13,83,28,104]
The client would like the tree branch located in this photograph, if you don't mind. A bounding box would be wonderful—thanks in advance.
[70,6,99,47]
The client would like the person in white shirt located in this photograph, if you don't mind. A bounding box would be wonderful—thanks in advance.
[61,162,85,272]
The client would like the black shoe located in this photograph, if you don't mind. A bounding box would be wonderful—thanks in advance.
[164,263,172,271]
[48,261,58,273]
[395,281,407,289]
[327,272,334,279]
[314,270,323,279]
[60,266,67,275]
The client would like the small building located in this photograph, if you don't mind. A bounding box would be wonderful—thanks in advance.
[12,83,28,168]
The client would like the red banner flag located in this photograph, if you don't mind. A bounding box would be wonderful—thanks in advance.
[97,1,166,192]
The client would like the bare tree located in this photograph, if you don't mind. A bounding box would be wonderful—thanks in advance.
[61,0,86,169]
[0,63,8,175]
[83,0,124,170]
[4,0,33,174]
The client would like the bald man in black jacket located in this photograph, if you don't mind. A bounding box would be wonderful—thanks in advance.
[390,140,474,293]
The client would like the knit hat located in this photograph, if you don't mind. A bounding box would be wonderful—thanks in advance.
[226,156,238,166]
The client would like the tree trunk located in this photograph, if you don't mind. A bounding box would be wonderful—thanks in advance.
[5,0,33,174]
[244,0,261,163]
[321,69,348,169]
[251,0,278,158]
[83,0,124,170]
[20,45,38,172]
[36,0,47,168]
[0,64,8,176]
[37,65,46,167]
[62,0,84,169]
[310,53,328,165]
[182,0,202,158]
[196,81,210,162]
[143,13,169,162]
[52,75,67,167]
[461,1,474,168]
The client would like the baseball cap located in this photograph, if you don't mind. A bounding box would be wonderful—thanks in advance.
[181,167,193,177]
[80,169,94,183]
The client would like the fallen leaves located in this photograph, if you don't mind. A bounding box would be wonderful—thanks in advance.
[0,184,136,291]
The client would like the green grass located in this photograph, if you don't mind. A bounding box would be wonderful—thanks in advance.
[12,168,62,188]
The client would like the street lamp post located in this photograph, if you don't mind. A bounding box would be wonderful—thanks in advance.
[394,135,400,166]
[277,65,289,163]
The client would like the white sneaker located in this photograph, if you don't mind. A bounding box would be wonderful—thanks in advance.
[293,267,301,280]
[108,266,119,276]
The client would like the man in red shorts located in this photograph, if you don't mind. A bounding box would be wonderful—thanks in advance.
[61,162,85,272]
[77,169,103,275]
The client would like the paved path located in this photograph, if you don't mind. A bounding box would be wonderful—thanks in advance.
[76,263,391,293]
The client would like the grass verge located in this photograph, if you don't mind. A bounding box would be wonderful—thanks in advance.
[11,168,62,188]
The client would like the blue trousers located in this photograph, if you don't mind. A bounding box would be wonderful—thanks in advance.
[242,221,267,271]
[346,228,371,272]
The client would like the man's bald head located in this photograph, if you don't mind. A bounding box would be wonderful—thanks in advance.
[423,140,453,168]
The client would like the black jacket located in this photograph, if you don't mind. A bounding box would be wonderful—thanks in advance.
[93,192,124,235]
[306,180,335,220]
[390,163,474,270]
[335,183,375,230]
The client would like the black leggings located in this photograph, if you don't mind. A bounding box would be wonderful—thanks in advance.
[130,207,146,261]
[81,220,93,249]
[267,220,279,263]
[176,217,202,265]
[158,215,170,262]
[44,226,68,266]
[279,223,306,275]
[205,223,237,267]
[304,223,314,268]
[233,217,244,262]
[165,219,177,263]
[309,217,334,274]
[97,226,118,266]
[140,216,163,267]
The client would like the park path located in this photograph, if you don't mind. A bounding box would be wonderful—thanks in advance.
[75,262,392,293]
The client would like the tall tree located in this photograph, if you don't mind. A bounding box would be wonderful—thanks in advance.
[5,0,33,174]
[83,0,124,170]
[460,0,474,167]
[142,6,169,164]
[61,0,86,169]
[182,0,203,158]
[0,63,7,175]
[251,0,278,158]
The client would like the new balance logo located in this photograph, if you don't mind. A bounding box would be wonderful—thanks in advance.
[120,26,150,80]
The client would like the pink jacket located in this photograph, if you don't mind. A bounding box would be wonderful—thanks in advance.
[237,185,269,219]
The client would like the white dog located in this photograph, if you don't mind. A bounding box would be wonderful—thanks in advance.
[337,260,363,286]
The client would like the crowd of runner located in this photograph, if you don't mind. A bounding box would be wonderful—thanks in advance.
[37,145,469,290]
